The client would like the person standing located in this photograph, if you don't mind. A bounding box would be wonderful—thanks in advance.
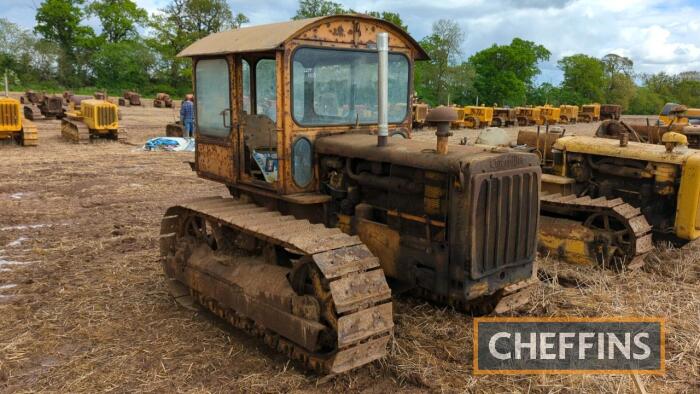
[180,94,195,138]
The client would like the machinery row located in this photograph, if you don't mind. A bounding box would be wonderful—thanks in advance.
[412,101,622,129]
[1,90,184,145]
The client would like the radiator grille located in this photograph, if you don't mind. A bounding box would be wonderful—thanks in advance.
[0,101,21,130]
[96,105,116,128]
[470,169,539,278]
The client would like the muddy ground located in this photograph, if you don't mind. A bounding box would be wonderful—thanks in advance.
[0,100,697,393]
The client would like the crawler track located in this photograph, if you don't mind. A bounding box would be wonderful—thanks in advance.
[159,196,393,375]
[540,192,654,266]
[61,118,90,144]
[23,105,45,121]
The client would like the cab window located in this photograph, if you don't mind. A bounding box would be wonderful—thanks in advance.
[195,58,230,137]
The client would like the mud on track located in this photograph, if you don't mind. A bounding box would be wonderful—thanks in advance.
[0,103,697,392]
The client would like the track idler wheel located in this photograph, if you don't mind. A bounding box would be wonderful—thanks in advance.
[584,212,634,268]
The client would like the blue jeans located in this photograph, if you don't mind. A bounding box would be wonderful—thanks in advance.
[183,120,195,138]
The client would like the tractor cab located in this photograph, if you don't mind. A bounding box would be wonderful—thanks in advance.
[178,16,428,209]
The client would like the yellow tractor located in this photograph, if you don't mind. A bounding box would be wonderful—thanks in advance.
[460,105,493,128]
[559,105,579,124]
[578,103,600,122]
[411,98,429,129]
[61,99,124,143]
[512,128,700,267]
[161,15,541,375]
[658,102,700,127]
[0,97,38,146]
[515,106,541,126]
[537,105,560,125]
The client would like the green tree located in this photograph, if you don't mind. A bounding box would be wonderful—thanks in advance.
[601,53,636,110]
[628,86,664,115]
[365,11,407,31]
[293,0,345,19]
[470,38,550,106]
[148,0,246,91]
[558,54,605,104]
[92,41,154,90]
[35,0,96,85]
[87,0,148,43]
[527,82,561,106]
[415,19,464,105]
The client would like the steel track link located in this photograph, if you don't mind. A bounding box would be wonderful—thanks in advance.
[61,118,90,144]
[540,192,654,265]
[159,196,393,374]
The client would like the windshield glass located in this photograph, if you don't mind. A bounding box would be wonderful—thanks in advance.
[292,47,409,126]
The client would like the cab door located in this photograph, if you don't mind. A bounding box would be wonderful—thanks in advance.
[237,56,280,189]
[194,57,237,183]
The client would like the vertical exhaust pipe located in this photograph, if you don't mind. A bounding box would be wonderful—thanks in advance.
[377,32,389,147]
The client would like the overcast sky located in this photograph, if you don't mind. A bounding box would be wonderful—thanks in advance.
[4,0,700,84]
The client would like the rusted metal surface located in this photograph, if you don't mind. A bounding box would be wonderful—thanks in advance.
[153,93,173,108]
[539,191,653,267]
[119,91,141,106]
[165,121,183,137]
[516,130,564,162]
[160,196,393,374]
[178,15,429,60]
[600,104,622,120]
[492,108,516,127]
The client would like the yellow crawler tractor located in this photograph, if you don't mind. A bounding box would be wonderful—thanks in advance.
[162,16,541,375]
[61,99,124,143]
[0,97,38,146]
[578,103,600,122]
[411,99,429,129]
[559,105,578,124]
[461,105,493,128]
[537,105,560,125]
[514,128,700,267]
[515,106,541,126]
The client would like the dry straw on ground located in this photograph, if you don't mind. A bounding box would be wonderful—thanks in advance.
[0,103,697,392]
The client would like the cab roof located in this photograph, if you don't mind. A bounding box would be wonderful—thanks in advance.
[177,15,429,60]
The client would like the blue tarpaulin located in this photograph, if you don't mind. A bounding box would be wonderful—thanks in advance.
[144,137,195,151]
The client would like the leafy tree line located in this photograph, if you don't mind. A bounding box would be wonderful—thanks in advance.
[2,0,697,113]
[1,0,247,97]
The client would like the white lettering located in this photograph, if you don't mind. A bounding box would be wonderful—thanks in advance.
[579,333,595,360]
[558,332,576,359]
[515,332,537,360]
[608,333,631,359]
[598,332,605,359]
[539,333,556,360]
[489,332,512,360]
[633,333,651,360]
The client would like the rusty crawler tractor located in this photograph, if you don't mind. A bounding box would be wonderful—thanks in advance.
[38,95,65,119]
[578,103,600,123]
[595,118,700,151]
[0,97,38,146]
[461,105,493,129]
[118,91,141,107]
[165,121,184,137]
[600,104,621,121]
[492,107,517,127]
[162,16,541,375]
[61,99,124,143]
[515,106,541,126]
[20,90,45,120]
[154,93,174,108]
[559,105,578,124]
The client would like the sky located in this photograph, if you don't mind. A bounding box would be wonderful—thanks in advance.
[4,0,700,84]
